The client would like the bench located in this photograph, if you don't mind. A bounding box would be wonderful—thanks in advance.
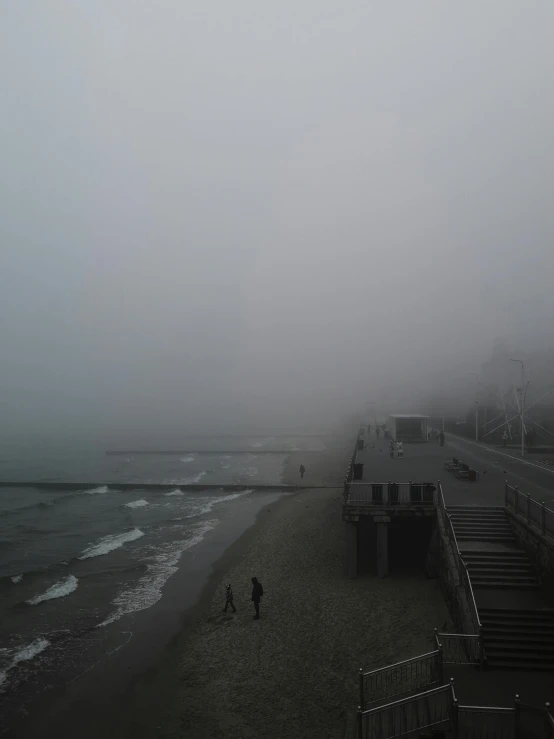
[455,466,480,482]
[444,457,460,472]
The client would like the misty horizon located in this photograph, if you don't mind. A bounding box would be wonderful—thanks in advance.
[2,3,554,437]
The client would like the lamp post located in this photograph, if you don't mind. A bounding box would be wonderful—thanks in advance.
[469,373,479,442]
[510,359,525,457]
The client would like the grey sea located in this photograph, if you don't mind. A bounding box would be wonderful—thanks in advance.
[0,432,322,732]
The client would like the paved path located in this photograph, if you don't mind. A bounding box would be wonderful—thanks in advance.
[356,430,554,506]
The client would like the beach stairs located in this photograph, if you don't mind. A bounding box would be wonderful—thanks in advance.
[447,505,554,671]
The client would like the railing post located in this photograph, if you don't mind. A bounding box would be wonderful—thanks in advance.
[514,694,521,739]
[438,637,444,684]
[526,494,531,524]
[357,705,363,739]
[450,679,459,739]
[359,668,364,712]
[505,481,508,507]
[542,502,546,536]
[545,702,552,736]
[514,487,519,514]
[479,625,484,670]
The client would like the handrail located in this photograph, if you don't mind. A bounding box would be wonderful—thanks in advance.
[437,482,483,668]
[361,649,439,677]
[505,482,554,539]
[359,682,451,716]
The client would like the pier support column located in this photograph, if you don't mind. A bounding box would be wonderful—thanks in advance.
[374,515,390,578]
[344,520,358,579]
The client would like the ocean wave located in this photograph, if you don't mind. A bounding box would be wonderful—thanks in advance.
[182,471,207,485]
[79,528,144,560]
[26,575,78,606]
[163,489,183,497]
[0,637,50,691]
[97,520,217,628]
[180,455,195,463]
[124,499,149,509]
[84,485,109,495]
[184,490,252,519]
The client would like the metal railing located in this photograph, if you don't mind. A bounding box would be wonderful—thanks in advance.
[505,482,554,540]
[437,483,484,667]
[357,682,453,739]
[435,629,480,665]
[346,480,437,506]
[359,650,442,710]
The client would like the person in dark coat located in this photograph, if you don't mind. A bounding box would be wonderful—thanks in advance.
[439,431,445,447]
[299,464,306,479]
[251,576,263,620]
[223,583,236,612]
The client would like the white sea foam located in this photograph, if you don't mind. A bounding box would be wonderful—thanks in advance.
[184,490,253,519]
[180,455,195,463]
[182,471,207,485]
[124,499,149,508]
[84,485,109,495]
[79,528,144,560]
[11,574,23,584]
[0,638,51,690]
[246,467,259,478]
[164,489,183,497]
[26,576,78,605]
[97,520,217,627]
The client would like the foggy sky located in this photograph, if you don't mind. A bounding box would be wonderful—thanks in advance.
[2,2,554,435]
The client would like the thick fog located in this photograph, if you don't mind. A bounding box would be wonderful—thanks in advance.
[2,2,554,437]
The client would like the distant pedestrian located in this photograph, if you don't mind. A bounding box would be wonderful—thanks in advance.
[389,440,395,458]
[439,431,445,447]
[375,427,380,440]
[367,424,371,436]
[397,441,403,458]
[299,464,306,479]
[223,583,236,613]
[502,431,508,448]
[251,576,263,620]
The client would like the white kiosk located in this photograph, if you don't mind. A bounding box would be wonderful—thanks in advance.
[389,414,429,442]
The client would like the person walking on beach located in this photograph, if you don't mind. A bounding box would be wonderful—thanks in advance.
[223,583,236,613]
[251,576,263,620]
[375,427,380,440]
[299,464,306,479]
[439,430,445,447]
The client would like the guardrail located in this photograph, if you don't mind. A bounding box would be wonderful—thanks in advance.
[357,678,554,738]
[434,629,480,665]
[437,483,484,668]
[357,682,453,739]
[346,481,437,506]
[505,483,554,540]
[358,650,442,710]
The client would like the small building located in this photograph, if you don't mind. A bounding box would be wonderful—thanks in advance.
[389,414,429,442]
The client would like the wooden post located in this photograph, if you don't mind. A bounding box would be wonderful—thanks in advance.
[357,706,363,739]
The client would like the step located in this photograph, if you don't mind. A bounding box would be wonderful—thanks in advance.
[485,634,554,645]
[457,536,515,543]
[485,659,554,671]
[462,551,528,558]
[484,644,554,657]
[481,615,554,626]
[448,506,505,511]
[481,607,554,617]
[472,582,540,590]
[467,568,536,578]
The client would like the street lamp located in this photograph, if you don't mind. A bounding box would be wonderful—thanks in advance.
[469,373,479,442]
[510,359,525,457]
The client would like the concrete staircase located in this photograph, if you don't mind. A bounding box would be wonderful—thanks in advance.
[461,550,539,589]
[479,607,554,671]
[446,505,552,671]
[448,505,514,544]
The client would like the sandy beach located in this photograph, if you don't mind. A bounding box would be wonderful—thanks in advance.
[133,443,451,739]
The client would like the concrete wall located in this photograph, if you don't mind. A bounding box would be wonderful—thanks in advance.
[436,512,476,635]
[506,511,554,603]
